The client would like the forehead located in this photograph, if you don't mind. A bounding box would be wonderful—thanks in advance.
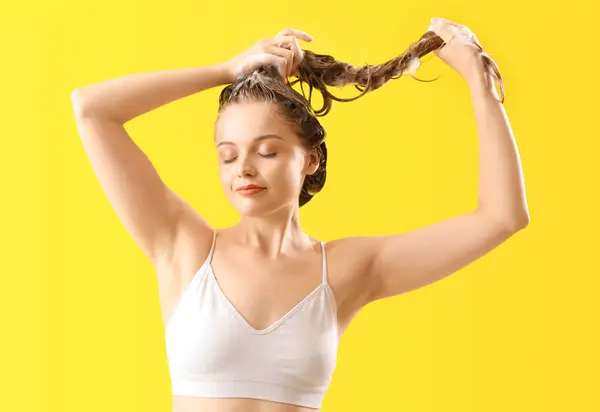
[215,101,299,146]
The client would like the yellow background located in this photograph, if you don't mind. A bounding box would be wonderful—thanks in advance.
[3,0,598,411]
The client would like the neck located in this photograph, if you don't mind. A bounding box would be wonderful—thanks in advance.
[233,204,314,258]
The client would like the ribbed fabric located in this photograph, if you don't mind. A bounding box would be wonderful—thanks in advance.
[165,230,339,409]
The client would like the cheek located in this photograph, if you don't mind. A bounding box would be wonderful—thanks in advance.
[269,157,304,185]
[217,166,233,189]
[269,158,292,174]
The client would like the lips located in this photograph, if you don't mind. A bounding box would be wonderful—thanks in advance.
[235,184,267,197]
[236,184,265,191]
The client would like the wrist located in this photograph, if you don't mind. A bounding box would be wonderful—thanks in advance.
[214,61,235,85]
[466,69,488,88]
[467,71,497,98]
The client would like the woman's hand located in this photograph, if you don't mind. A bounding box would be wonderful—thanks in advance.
[223,28,314,84]
[428,17,487,85]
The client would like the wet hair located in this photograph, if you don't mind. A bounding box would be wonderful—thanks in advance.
[217,30,504,207]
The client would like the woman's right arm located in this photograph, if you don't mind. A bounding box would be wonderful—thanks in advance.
[71,62,233,271]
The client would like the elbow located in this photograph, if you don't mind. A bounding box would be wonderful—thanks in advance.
[70,88,81,102]
[71,88,97,118]
[479,207,531,233]
[506,213,530,232]
[71,89,88,117]
[486,211,530,233]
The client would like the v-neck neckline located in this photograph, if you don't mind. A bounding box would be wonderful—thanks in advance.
[207,263,326,334]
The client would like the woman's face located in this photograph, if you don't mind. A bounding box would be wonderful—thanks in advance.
[214,101,317,216]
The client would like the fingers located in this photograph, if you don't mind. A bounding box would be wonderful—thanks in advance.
[428,18,460,45]
[268,44,295,78]
[248,28,313,81]
[243,53,288,79]
[276,28,314,43]
[270,35,304,77]
[438,18,481,48]
[437,17,461,29]
[274,28,313,77]
[429,17,477,46]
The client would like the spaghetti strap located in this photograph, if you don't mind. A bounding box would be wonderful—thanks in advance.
[207,230,218,264]
[320,241,328,284]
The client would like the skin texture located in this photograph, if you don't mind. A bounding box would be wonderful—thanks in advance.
[214,100,319,222]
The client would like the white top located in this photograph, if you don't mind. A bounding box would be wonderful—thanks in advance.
[165,230,340,409]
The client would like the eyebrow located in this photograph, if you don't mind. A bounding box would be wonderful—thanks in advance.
[216,134,284,148]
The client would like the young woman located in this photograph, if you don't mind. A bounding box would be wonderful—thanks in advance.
[71,18,529,412]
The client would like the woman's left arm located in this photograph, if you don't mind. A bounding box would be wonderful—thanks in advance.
[347,18,529,306]
[467,71,530,227]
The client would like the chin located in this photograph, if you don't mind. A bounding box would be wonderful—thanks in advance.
[231,196,295,217]
[228,196,269,216]
[233,204,265,216]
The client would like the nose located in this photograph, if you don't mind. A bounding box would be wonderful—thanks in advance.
[235,153,257,177]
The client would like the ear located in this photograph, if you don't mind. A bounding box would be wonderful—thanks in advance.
[303,149,320,175]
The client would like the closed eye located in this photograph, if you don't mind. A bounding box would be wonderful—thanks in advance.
[222,152,277,164]
[260,152,277,159]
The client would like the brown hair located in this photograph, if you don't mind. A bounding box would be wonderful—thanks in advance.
[217,31,504,207]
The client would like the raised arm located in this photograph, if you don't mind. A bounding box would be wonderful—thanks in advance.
[70,63,233,269]
[344,18,530,307]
